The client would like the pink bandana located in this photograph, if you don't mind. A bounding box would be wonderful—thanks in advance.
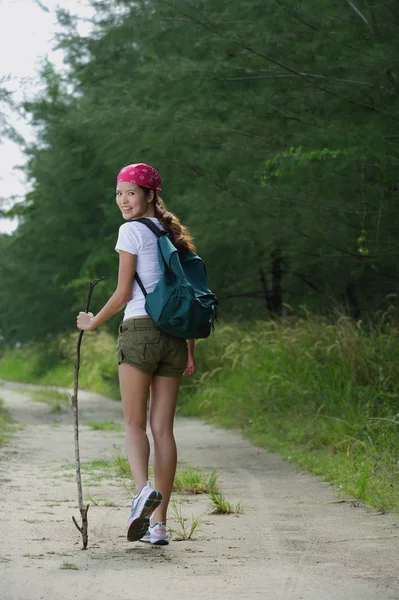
[117,163,162,190]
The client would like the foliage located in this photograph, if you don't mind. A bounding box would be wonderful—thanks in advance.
[173,464,218,494]
[0,82,20,146]
[29,388,69,414]
[0,397,13,447]
[85,419,123,431]
[169,499,201,541]
[2,307,399,511]
[0,329,120,399]
[0,0,398,342]
[208,489,243,515]
[179,312,399,513]
[60,562,79,570]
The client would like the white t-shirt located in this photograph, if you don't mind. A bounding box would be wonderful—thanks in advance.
[115,218,164,320]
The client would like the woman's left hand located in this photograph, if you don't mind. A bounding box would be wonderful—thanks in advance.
[184,354,196,376]
[77,311,95,331]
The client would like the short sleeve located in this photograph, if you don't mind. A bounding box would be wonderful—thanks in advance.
[115,223,143,255]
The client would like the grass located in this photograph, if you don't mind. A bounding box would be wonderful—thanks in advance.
[23,519,42,524]
[179,312,399,514]
[173,464,218,494]
[73,452,218,498]
[30,389,69,413]
[63,454,133,488]
[168,499,201,540]
[85,420,123,431]
[0,329,120,399]
[60,562,79,570]
[112,453,217,494]
[113,453,131,478]
[0,397,13,446]
[86,491,117,507]
[3,310,399,514]
[60,458,118,486]
[208,489,243,515]
[80,459,115,471]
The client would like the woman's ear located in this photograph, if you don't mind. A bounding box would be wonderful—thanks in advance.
[148,190,155,204]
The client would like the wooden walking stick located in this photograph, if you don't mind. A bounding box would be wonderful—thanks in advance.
[70,277,104,549]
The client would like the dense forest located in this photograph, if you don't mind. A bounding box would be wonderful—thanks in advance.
[0,0,398,343]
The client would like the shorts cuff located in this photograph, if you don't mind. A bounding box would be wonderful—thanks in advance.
[154,367,185,378]
[117,355,154,375]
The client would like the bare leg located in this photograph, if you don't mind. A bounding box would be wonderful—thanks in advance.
[149,375,181,523]
[119,363,153,493]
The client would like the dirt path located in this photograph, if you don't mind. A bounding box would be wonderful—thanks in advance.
[0,380,398,600]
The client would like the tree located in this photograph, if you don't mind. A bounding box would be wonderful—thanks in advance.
[0,0,398,342]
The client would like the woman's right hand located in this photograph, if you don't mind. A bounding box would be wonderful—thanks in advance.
[77,311,95,331]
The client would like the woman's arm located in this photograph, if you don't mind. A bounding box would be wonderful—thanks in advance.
[77,251,136,331]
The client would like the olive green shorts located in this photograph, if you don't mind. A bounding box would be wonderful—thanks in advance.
[116,318,188,378]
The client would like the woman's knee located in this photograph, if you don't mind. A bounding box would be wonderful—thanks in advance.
[124,420,146,434]
[150,419,174,440]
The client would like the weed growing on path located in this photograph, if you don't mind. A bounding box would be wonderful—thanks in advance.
[60,458,118,486]
[23,519,42,524]
[113,449,154,484]
[113,452,132,479]
[208,490,243,514]
[173,464,218,494]
[85,420,123,431]
[86,490,117,507]
[169,499,201,541]
[60,562,79,570]
[30,389,69,414]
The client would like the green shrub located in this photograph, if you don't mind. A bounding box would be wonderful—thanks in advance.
[179,315,399,513]
[0,330,120,399]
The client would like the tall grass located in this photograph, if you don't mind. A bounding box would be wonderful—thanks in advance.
[2,312,399,512]
[0,330,120,399]
[0,398,13,446]
[179,311,399,513]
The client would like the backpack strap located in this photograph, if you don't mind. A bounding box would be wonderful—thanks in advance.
[127,218,168,297]
[133,217,167,238]
[135,272,148,297]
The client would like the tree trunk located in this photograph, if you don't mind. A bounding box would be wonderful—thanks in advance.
[270,248,284,316]
[259,267,272,311]
[345,282,361,319]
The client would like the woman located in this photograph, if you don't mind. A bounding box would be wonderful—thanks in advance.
[77,163,196,546]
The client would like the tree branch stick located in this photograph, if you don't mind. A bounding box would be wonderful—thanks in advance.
[70,276,104,550]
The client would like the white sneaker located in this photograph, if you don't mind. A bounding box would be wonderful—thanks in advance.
[127,482,162,542]
[140,522,169,546]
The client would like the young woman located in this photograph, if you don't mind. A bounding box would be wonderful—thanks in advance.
[77,163,196,546]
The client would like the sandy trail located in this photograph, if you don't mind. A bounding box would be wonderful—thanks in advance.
[0,380,398,600]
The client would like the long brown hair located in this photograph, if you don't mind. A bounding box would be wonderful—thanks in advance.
[140,186,196,254]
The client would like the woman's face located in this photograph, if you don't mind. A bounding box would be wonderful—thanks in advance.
[116,181,154,220]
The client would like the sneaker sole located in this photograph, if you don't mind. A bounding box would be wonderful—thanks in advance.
[127,491,162,542]
[139,536,169,546]
[151,538,169,546]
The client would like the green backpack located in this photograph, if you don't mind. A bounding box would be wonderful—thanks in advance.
[132,218,218,339]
